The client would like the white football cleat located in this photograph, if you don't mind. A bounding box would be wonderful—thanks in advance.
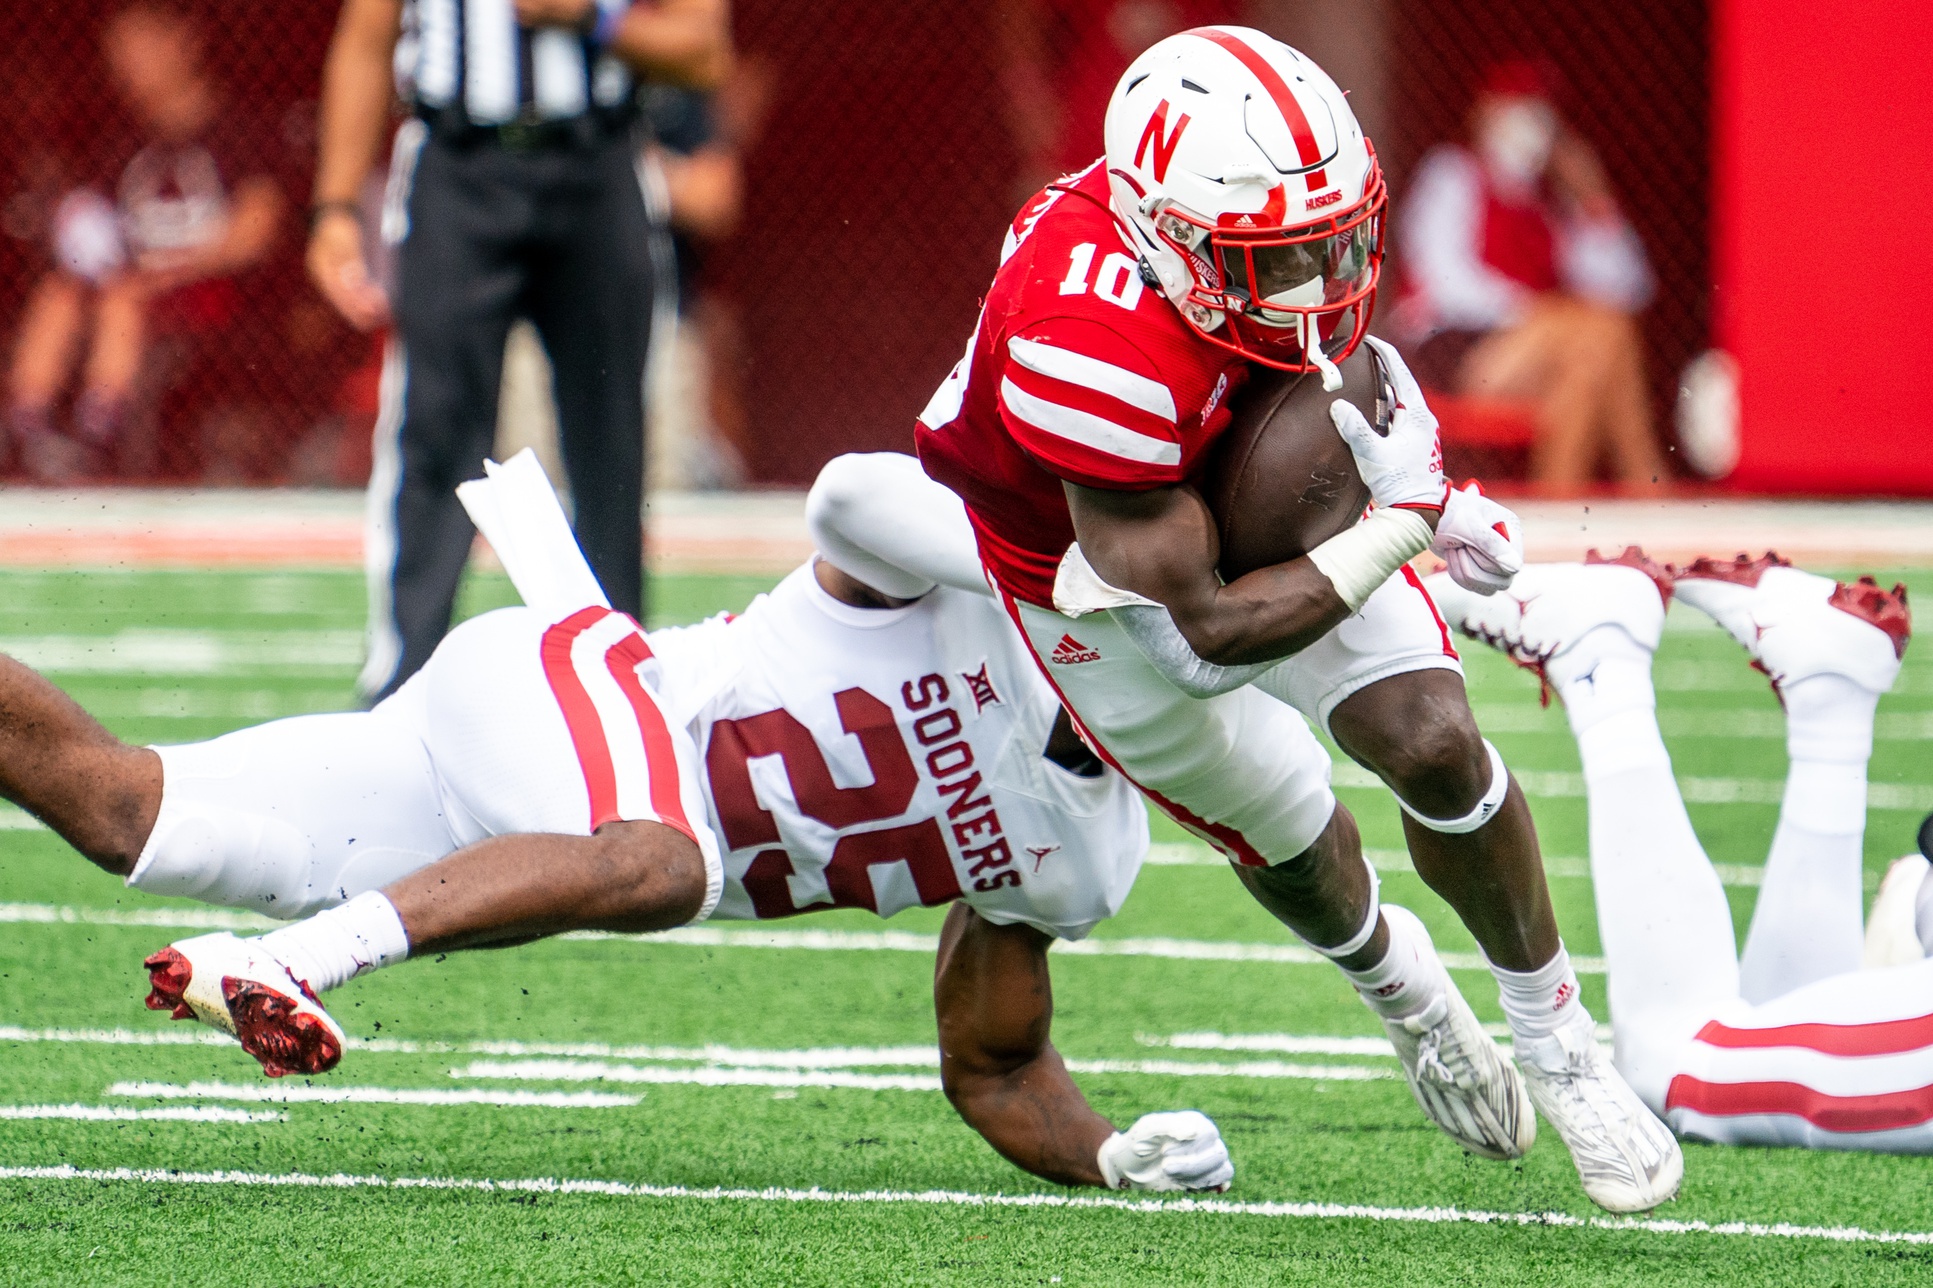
[1383,970,1536,1161]
[144,932,346,1078]
[1673,552,1910,696]
[1516,1008,1683,1213]
[1425,547,1674,690]
[1097,1110,1234,1192]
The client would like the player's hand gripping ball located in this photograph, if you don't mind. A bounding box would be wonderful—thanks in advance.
[1203,343,1379,581]
[1328,336,1449,514]
[1098,1110,1235,1193]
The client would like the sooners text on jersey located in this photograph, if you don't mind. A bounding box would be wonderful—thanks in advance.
[645,565,1148,940]
[915,162,1249,607]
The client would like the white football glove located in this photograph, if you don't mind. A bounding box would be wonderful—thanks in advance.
[1329,335,1449,513]
[1096,1110,1233,1193]
[1431,481,1523,595]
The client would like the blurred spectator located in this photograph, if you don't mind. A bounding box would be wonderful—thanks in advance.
[1394,58,1668,496]
[4,3,282,482]
[996,0,1242,197]
[640,83,751,491]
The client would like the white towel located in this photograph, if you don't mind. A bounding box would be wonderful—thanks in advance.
[456,449,611,619]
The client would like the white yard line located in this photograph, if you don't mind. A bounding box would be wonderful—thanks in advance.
[1331,763,1933,812]
[1150,844,1780,889]
[1,1163,1927,1246]
[0,631,362,674]
[0,903,1612,974]
[0,1025,941,1068]
[1147,1033,1396,1058]
[455,1057,1392,1087]
[455,1060,943,1092]
[107,1080,639,1109]
[0,901,278,932]
[0,1104,283,1123]
[1470,705,1933,741]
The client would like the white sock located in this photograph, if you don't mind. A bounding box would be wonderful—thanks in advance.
[1492,942,1585,1040]
[1337,904,1448,1021]
[1551,624,1741,1071]
[1738,675,1878,1003]
[256,891,411,995]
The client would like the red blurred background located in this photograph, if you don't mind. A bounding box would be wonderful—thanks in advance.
[0,1,1922,492]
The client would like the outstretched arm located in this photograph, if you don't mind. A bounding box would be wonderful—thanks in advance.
[934,903,1111,1186]
[934,904,1232,1191]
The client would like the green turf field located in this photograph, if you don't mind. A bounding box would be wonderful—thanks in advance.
[2,565,1930,1285]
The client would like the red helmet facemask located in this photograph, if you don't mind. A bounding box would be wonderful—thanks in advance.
[1150,151,1387,379]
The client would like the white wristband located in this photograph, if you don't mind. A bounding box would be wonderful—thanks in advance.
[1306,507,1435,611]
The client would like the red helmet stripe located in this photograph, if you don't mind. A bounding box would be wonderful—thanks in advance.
[1186,27,1327,192]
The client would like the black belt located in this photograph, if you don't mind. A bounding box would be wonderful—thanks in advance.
[417,106,629,152]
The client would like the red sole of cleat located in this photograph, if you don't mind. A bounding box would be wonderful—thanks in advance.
[1585,545,1677,606]
[143,948,194,1019]
[1678,550,1791,588]
[223,977,342,1077]
[1829,576,1912,660]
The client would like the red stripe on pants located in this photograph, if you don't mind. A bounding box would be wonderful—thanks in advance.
[1402,564,1460,660]
[541,607,622,832]
[1691,1011,1933,1058]
[1665,1074,1933,1134]
[603,631,697,843]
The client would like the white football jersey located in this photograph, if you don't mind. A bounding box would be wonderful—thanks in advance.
[646,565,1148,939]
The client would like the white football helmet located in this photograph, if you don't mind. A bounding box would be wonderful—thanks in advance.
[1103,27,1385,384]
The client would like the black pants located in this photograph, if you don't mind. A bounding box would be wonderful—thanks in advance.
[364,128,653,700]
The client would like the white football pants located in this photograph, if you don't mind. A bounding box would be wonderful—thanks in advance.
[1580,668,1933,1152]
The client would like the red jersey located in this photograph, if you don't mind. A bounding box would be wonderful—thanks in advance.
[915,164,1249,607]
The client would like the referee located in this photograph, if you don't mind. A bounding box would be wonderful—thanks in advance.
[307,0,728,700]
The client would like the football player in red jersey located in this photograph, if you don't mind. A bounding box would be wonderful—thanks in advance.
[915,27,1679,1212]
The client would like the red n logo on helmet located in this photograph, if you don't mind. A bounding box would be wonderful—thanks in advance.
[1134,101,1192,183]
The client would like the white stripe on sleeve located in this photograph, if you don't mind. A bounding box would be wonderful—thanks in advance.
[1000,378,1182,467]
[1007,336,1178,421]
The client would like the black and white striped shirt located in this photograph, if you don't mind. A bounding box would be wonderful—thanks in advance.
[399,0,632,125]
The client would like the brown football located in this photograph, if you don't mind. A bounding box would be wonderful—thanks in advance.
[1203,343,1388,581]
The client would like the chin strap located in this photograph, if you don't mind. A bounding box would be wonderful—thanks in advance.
[1305,315,1344,391]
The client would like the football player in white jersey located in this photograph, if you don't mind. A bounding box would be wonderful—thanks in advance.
[1431,549,1933,1152]
[0,454,1226,1194]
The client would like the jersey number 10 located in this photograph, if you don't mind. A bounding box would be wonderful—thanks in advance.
[1059,242,1146,311]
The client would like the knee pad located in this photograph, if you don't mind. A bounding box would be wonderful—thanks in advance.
[127,799,316,919]
[1396,739,1509,835]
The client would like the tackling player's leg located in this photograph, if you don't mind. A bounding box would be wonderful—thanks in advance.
[0,652,160,875]
[1437,549,1933,1156]
[1673,554,1909,1001]
[145,817,711,1077]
